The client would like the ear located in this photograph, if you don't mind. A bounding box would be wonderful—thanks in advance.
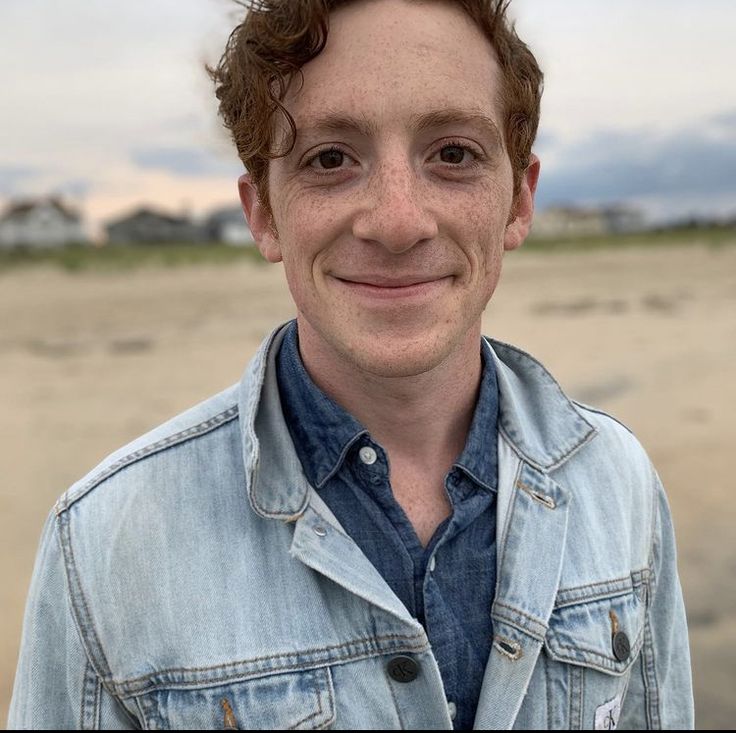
[238,174,282,263]
[503,153,541,252]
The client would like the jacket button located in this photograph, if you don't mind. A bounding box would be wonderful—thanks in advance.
[612,631,630,661]
[387,655,419,683]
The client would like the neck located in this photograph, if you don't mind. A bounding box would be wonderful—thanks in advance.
[296,320,483,470]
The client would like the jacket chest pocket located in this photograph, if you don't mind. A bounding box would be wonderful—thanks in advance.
[134,666,335,730]
[543,585,646,730]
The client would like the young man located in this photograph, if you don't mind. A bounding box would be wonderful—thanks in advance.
[9,0,693,729]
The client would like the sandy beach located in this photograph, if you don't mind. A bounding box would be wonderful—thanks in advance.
[2,241,734,728]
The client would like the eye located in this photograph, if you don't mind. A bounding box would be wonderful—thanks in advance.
[308,148,347,170]
[439,145,468,164]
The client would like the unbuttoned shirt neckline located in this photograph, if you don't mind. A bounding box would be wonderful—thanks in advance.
[276,320,499,731]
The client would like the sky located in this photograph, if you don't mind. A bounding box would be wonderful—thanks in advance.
[1,0,735,237]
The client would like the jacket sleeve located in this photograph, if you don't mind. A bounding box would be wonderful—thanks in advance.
[7,510,135,730]
[618,470,695,729]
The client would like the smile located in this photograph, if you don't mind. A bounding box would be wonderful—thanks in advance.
[331,275,453,301]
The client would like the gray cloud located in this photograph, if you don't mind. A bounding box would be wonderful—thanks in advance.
[536,113,736,212]
[54,178,93,198]
[711,109,736,128]
[130,147,242,178]
[0,165,40,195]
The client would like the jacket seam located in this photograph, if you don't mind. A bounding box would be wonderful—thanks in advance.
[556,571,647,596]
[547,625,644,671]
[111,632,427,695]
[554,571,650,608]
[58,512,113,682]
[289,669,332,729]
[643,465,663,728]
[495,458,523,595]
[572,400,635,436]
[55,405,239,516]
[493,600,547,633]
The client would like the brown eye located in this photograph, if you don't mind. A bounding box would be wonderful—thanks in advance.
[439,145,466,164]
[317,149,344,169]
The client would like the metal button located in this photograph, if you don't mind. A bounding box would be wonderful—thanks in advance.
[359,446,377,465]
[313,526,327,537]
[387,655,419,683]
[447,701,457,720]
[612,630,630,662]
[428,555,436,572]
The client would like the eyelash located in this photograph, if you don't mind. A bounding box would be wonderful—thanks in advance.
[302,140,486,174]
[433,140,486,167]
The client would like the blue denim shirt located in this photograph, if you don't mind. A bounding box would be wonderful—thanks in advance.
[9,323,694,729]
[277,321,499,729]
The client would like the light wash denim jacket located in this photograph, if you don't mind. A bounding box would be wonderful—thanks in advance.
[9,324,694,730]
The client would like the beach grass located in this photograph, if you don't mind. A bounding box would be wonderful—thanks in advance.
[0,226,734,273]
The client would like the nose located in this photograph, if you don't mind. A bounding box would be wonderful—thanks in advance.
[352,159,438,253]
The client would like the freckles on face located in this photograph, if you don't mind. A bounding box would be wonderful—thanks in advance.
[258,0,521,377]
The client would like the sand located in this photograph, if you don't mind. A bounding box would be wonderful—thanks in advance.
[2,241,735,728]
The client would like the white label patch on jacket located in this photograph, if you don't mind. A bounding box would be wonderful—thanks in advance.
[595,694,622,730]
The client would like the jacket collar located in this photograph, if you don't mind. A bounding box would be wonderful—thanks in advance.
[487,338,597,472]
[239,324,598,519]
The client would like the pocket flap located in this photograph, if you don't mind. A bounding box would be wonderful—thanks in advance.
[137,666,335,730]
[545,586,646,675]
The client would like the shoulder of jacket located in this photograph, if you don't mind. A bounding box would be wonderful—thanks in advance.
[560,400,658,511]
[54,383,240,515]
[571,399,650,462]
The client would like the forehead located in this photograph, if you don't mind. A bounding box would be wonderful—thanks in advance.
[280,0,503,131]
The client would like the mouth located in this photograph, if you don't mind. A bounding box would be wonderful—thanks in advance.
[331,274,453,301]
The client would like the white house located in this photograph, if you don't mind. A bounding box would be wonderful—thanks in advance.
[0,198,87,249]
[532,205,645,239]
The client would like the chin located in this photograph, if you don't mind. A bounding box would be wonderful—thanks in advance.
[333,328,462,379]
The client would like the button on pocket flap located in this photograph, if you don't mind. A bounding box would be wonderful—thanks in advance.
[137,666,335,730]
[545,588,645,675]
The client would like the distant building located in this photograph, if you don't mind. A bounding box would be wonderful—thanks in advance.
[0,198,87,249]
[532,204,645,239]
[205,206,254,246]
[105,207,203,244]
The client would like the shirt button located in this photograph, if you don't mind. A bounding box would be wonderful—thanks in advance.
[447,701,457,721]
[612,630,631,662]
[428,555,436,572]
[359,446,378,465]
[386,655,419,683]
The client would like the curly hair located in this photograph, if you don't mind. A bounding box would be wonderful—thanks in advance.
[208,0,543,212]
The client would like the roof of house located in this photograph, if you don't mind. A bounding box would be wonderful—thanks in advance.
[0,197,81,223]
[105,207,192,229]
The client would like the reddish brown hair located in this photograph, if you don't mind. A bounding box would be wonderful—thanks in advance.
[208,0,543,210]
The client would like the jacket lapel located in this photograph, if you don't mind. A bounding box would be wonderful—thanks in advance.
[473,442,571,729]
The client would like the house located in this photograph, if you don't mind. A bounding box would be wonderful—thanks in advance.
[105,207,203,244]
[0,197,87,249]
[205,206,254,246]
[532,204,645,239]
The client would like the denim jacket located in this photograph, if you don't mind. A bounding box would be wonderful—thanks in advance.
[9,324,694,730]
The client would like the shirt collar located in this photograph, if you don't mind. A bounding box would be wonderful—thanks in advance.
[240,323,598,520]
[276,320,366,489]
[276,319,499,493]
[452,337,499,492]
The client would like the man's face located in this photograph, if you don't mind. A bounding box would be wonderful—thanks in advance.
[241,0,538,378]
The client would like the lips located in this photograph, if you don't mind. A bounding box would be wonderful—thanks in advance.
[335,275,449,288]
[330,274,453,302]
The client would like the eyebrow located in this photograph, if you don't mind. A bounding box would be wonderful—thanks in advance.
[411,109,504,147]
[295,107,503,146]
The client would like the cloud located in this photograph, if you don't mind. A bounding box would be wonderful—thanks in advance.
[711,109,736,128]
[130,146,241,178]
[0,165,40,195]
[53,178,94,198]
[535,112,736,213]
